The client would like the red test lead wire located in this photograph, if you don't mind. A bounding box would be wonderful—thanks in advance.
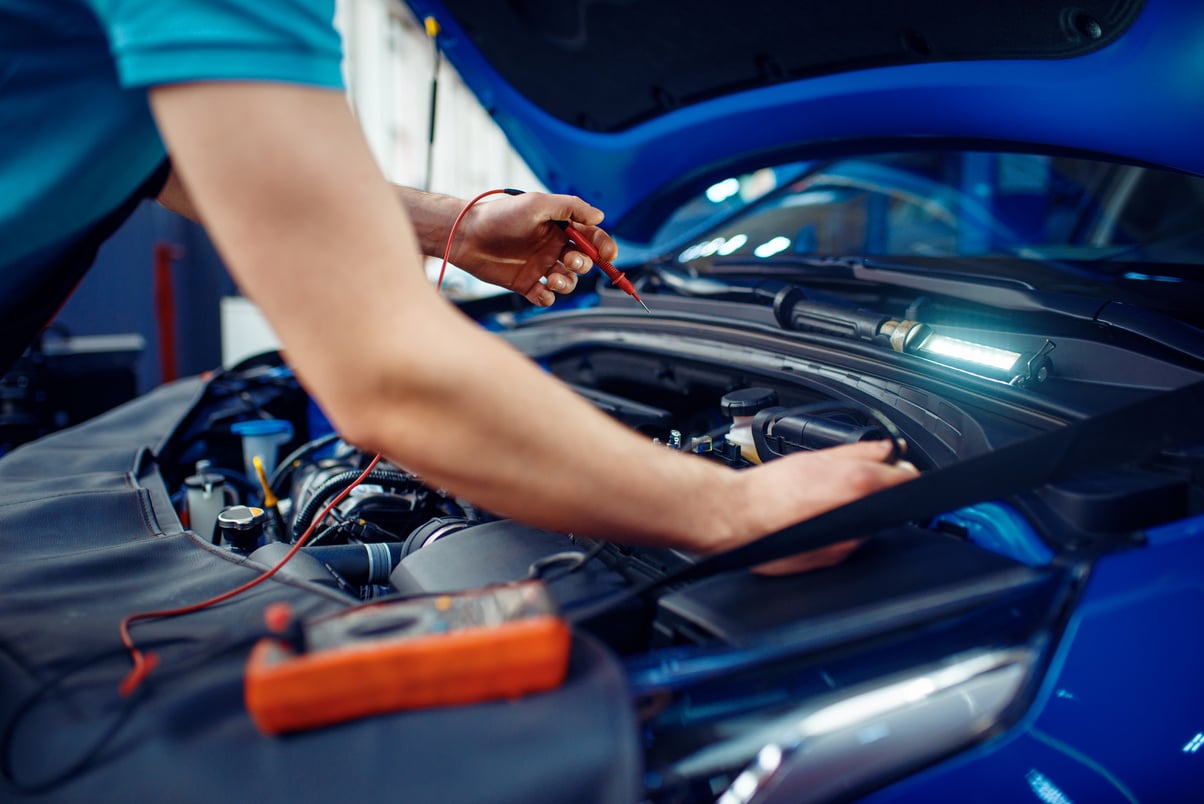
[118,454,383,696]
[436,188,512,292]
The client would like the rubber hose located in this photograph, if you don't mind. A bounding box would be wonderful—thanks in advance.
[290,468,417,540]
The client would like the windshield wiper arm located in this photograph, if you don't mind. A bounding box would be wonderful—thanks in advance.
[647,263,787,302]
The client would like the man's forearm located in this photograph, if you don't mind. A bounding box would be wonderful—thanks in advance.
[393,186,466,257]
[157,168,203,222]
[157,169,456,244]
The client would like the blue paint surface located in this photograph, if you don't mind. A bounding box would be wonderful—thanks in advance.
[863,527,1204,802]
[407,0,1204,238]
[932,503,1054,567]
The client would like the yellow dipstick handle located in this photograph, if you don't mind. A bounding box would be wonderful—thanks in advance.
[252,456,278,509]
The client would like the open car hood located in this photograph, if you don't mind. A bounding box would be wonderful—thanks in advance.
[403,0,1204,242]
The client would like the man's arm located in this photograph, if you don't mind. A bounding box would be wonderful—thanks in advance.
[157,168,201,222]
[161,170,601,307]
[147,81,914,566]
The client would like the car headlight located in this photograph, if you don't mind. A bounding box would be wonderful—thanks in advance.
[717,648,1034,804]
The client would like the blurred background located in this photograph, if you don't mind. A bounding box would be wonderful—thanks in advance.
[0,0,540,451]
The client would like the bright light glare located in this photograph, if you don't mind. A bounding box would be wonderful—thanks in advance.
[1185,733,1204,753]
[756,744,783,773]
[753,236,792,258]
[1026,770,1073,804]
[718,234,748,255]
[706,177,741,204]
[782,190,838,207]
[680,235,747,262]
[730,770,759,800]
[1123,271,1184,283]
[918,334,1021,372]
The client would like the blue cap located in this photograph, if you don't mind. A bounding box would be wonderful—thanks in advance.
[231,419,293,437]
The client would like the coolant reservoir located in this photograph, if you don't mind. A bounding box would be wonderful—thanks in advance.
[720,387,779,465]
[231,419,293,482]
[185,467,232,542]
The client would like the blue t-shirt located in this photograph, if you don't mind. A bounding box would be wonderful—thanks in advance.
[0,0,344,276]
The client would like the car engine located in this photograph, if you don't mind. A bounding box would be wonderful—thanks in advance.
[150,290,1201,800]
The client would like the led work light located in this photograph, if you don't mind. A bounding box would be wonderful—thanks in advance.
[773,287,1054,386]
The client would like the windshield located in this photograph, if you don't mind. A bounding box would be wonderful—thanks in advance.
[672,152,1204,269]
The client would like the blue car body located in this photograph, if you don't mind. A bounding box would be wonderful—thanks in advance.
[404,0,1204,235]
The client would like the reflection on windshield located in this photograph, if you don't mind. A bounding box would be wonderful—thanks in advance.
[655,163,812,246]
[676,152,1204,267]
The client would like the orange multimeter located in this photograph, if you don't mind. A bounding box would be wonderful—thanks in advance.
[244,580,572,734]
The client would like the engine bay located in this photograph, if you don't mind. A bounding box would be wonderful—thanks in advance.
[151,300,1202,799]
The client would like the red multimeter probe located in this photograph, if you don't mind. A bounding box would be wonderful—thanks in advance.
[557,221,651,312]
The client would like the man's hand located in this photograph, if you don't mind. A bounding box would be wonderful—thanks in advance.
[453,192,616,306]
[401,188,618,307]
[716,440,919,575]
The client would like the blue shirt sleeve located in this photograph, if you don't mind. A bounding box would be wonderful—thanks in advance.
[83,0,344,90]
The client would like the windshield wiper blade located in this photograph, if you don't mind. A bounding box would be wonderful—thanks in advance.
[646,263,787,303]
[850,258,1087,314]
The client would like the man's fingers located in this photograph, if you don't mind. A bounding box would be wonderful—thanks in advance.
[545,267,578,293]
[822,439,915,468]
[753,538,865,577]
[552,194,605,228]
[559,248,592,274]
[573,224,618,264]
[522,275,555,306]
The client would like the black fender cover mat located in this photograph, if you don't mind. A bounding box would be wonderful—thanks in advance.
[0,379,641,803]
